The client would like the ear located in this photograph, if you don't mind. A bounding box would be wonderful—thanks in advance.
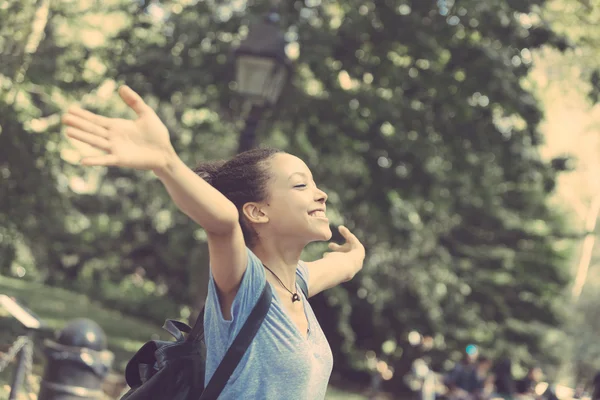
[242,202,269,224]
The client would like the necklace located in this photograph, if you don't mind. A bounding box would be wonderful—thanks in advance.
[263,264,300,303]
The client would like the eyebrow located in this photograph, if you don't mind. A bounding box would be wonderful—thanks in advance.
[288,172,312,181]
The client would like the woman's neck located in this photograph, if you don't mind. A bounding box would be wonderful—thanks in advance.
[250,240,304,289]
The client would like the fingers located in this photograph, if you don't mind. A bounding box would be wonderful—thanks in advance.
[65,106,111,129]
[328,242,352,253]
[328,225,364,255]
[63,113,110,139]
[328,242,343,251]
[65,127,111,151]
[118,85,149,117]
[338,225,359,244]
[327,226,356,253]
[80,154,119,166]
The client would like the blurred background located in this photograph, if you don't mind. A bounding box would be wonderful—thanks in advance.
[2,0,600,399]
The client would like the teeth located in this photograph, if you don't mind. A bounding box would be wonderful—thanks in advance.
[310,211,326,218]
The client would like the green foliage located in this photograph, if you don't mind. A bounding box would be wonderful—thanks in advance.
[0,0,575,390]
[542,0,600,103]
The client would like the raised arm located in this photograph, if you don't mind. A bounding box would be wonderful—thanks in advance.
[154,156,247,306]
[61,86,247,314]
[304,226,365,297]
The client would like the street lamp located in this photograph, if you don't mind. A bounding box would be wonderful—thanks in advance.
[233,10,292,153]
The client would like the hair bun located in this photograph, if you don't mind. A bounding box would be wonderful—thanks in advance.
[193,160,226,186]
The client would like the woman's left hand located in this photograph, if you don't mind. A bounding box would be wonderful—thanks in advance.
[325,225,365,270]
[305,226,366,296]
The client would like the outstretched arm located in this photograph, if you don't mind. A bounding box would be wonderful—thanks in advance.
[61,86,247,313]
[304,226,365,297]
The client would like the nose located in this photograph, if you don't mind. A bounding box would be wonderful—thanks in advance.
[315,187,328,203]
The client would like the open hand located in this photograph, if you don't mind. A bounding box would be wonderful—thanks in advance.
[304,226,366,293]
[325,226,365,266]
[61,85,174,171]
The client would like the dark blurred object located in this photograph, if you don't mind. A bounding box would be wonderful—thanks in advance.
[592,371,600,400]
[589,69,600,104]
[550,156,576,172]
[516,367,542,396]
[38,318,113,400]
[493,358,515,399]
[233,9,292,153]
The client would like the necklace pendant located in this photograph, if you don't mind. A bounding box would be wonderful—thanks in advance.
[292,293,300,303]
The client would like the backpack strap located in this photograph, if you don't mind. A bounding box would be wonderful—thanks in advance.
[187,308,205,343]
[163,319,192,342]
[189,269,309,342]
[199,282,273,400]
[296,274,309,299]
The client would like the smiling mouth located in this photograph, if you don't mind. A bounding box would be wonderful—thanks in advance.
[308,210,327,218]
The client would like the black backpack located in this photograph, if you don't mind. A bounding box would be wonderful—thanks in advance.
[120,277,308,400]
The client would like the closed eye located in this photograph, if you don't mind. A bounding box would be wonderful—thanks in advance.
[293,184,307,188]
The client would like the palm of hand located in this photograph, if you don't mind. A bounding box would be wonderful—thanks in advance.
[61,85,174,171]
[104,116,171,170]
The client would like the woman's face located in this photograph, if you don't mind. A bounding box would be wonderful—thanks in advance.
[257,153,332,244]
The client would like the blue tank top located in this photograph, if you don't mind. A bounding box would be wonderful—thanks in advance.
[203,248,334,399]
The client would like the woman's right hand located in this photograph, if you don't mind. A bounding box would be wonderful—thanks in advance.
[62,85,175,171]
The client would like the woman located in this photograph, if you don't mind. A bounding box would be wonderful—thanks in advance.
[61,86,365,399]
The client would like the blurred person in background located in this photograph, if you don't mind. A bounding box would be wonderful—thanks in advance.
[444,346,479,400]
[515,367,542,399]
[492,358,515,400]
[592,372,600,400]
[472,356,494,400]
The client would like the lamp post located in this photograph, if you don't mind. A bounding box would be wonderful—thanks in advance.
[233,10,291,154]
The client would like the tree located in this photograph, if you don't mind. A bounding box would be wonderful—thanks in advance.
[532,0,600,384]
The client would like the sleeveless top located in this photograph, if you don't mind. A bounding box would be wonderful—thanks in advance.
[203,248,334,399]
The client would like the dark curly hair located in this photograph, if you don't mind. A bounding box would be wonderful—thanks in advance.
[193,147,283,247]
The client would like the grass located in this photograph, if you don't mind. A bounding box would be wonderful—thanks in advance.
[0,275,366,399]
[0,276,171,372]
